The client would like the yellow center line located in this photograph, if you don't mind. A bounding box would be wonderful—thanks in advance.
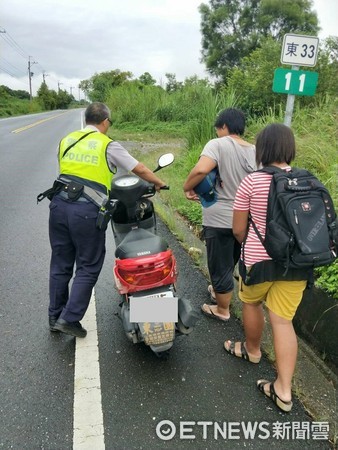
[11,111,69,134]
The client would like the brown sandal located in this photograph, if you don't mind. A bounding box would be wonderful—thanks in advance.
[257,380,293,412]
[224,340,261,364]
[201,304,230,322]
[207,285,217,304]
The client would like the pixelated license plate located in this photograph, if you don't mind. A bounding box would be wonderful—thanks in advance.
[129,291,178,323]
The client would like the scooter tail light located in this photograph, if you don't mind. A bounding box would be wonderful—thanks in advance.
[115,251,176,289]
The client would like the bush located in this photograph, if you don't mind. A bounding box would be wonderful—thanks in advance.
[315,261,338,300]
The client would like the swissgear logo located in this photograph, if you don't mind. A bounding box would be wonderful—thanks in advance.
[301,202,311,212]
[307,214,326,241]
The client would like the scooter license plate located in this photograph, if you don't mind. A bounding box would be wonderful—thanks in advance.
[129,292,178,323]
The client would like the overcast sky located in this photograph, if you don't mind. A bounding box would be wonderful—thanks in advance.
[1,0,337,99]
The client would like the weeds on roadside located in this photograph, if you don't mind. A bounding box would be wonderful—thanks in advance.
[111,84,338,298]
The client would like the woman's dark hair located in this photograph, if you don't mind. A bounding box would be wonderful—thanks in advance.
[255,123,296,167]
[214,108,246,135]
[85,102,111,125]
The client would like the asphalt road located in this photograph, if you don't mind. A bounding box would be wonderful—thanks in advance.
[0,111,332,449]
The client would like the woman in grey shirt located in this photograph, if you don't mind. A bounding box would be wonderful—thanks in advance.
[183,108,256,321]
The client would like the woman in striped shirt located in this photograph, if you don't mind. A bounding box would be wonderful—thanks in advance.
[224,123,312,413]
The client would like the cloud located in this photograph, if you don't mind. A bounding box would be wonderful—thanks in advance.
[0,0,207,96]
[1,0,336,97]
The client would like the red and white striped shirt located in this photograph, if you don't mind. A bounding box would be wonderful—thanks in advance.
[233,168,290,266]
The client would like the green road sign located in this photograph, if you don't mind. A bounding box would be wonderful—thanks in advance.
[273,68,318,96]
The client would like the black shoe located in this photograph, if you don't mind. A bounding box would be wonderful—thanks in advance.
[49,316,59,332]
[53,319,87,338]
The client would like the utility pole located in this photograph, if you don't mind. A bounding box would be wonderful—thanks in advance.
[42,72,49,84]
[28,56,37,101]
[70,86,74,96]
[57,81,63,93]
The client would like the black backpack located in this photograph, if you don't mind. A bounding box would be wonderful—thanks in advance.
[249,167,338,273]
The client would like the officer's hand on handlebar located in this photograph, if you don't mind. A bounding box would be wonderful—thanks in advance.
[155,185,169,191]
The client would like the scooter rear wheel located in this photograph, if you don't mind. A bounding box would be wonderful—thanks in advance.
[154,350,170,359]
[176,317,194,335]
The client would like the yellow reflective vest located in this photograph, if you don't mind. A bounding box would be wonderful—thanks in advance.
[59,130,114,192]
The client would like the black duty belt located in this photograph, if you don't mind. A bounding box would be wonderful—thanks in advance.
[58,190,89,202]
[37,179,108,208]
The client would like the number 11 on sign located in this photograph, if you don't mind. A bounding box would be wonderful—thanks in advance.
[284,72,306,92]
[273,68,318,96]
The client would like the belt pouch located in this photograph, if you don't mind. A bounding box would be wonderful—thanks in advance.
[96,201,116,231]
[65,181,84,201]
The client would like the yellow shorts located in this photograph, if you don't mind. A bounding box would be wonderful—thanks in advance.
[238,278,307,321]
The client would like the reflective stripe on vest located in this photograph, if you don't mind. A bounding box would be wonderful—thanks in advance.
[59,130,114,192]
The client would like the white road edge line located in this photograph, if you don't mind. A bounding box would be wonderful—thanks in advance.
[73,290,105,449]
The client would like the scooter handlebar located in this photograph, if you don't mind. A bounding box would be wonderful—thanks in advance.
[160,185,170,190]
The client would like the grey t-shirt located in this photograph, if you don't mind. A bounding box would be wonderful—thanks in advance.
[200,136,256,228]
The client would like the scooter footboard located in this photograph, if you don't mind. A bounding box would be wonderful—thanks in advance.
[120,303,138,343]
[178,297,199,328]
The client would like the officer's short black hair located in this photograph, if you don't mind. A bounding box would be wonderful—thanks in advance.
[214,108,246,135]
[256,123,296,167]
[85,102,111,125]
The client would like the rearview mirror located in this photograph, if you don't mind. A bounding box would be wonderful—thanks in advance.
[153,153,175,172]
[158,153,174,168]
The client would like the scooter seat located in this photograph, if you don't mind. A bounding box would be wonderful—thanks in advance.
[115,228,168,259]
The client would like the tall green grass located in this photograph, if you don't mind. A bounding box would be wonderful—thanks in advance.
[107,82,338,297]
[107,84,167,123]
[292,97,338,204]
[106,80,337,221]
[185,87,241,149]
[116,85,337,230]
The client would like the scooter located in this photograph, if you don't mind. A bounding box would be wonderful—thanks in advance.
[110,153,198,357]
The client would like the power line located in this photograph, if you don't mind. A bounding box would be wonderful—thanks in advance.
[0,27,28,60]
[0,27,85,98]
[0,64,18,78]
[0,65,29,88]
[0,56,26,76]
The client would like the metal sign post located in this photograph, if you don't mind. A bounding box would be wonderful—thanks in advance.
[284,66,299,128]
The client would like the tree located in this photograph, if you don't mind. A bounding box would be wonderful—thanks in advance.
[199,0,319,81]
[138,72,156,86]
[183,75,211,88]
[226,35,338,116]
[226,37,282,115]
[315,36,338,98]
[55,89,73,109]
[0,85,30,100]
[165,73,183,93]
[79,70,133,102]
[37,82,56,110]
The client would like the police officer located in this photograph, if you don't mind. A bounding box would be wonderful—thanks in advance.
[48,102,167,338]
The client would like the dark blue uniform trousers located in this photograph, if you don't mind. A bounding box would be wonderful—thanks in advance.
[48,195,106,322]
